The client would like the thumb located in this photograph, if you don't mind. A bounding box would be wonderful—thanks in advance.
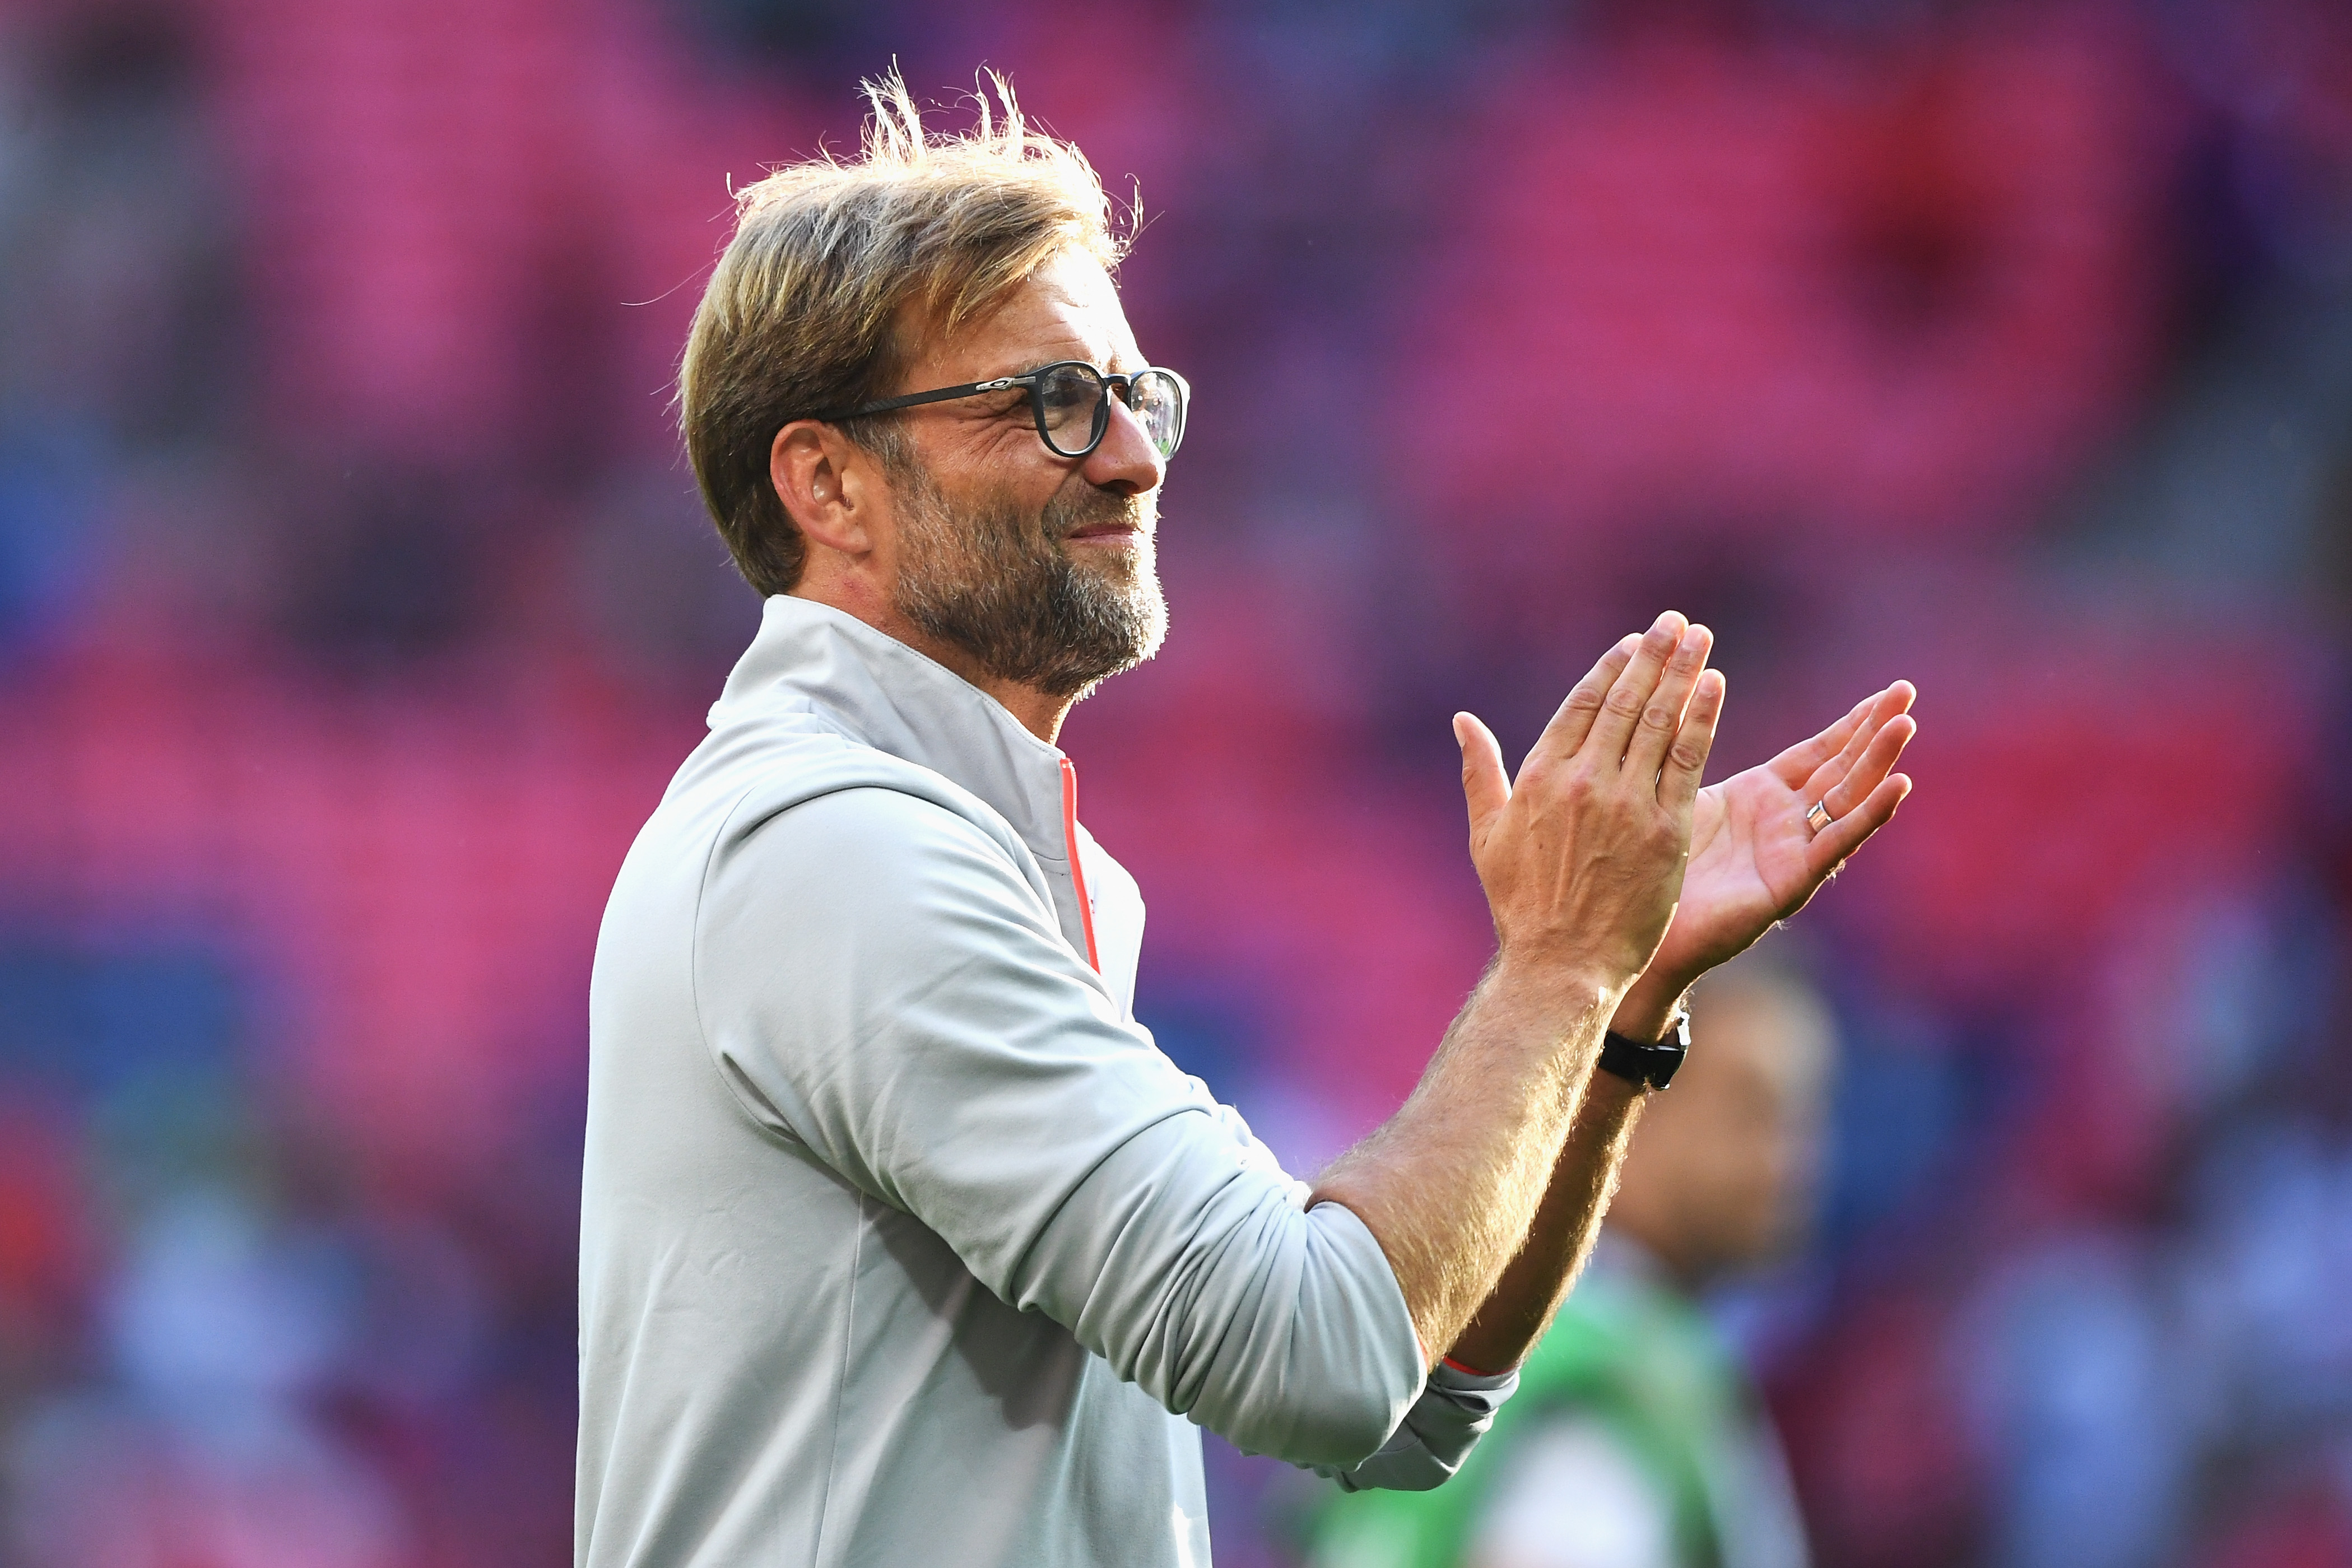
[1454,711,1510,842]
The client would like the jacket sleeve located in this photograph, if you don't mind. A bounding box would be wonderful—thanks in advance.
[691,785,1429,1469]
[1314,1362,1520,1491]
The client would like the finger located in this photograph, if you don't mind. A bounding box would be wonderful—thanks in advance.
[1455,711,1510,844]
[1802,699,1893,801]
[1772,681,1915,789]
[1623,623,1714,779]
[1768,691,1875,787]
[1819,713,1914,820]
[1659,668,1726,811]
[1807,772,1911,879]
[1530,633,1640,765]
[1802,683,1918,802]
[1586,611,1689,765]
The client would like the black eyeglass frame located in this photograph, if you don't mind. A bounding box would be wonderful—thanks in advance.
[802,360,1189,462]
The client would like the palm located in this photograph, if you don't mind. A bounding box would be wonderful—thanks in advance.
[1648,684,1916,988]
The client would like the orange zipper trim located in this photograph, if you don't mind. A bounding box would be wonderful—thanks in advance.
[1059,757,1101,974]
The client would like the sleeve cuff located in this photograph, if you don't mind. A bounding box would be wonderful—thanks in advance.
[1316,1361,1522,1493]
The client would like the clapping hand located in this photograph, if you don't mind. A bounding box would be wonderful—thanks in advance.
[1454,613,1723,994]
[1619,681,1916,1029]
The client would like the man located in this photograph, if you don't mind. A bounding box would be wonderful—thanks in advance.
[575,76,1916,1568]
[1308,960,1838,1568]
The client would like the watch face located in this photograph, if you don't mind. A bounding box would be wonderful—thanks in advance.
[1648,1045,1685,1090]
[1598,1025,1688,1091]
[1649,1012,1691,1088]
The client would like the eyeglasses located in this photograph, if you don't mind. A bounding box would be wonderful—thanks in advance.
[807,360,1189,462]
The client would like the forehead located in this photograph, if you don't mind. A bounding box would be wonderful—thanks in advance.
[910,250,1139,384]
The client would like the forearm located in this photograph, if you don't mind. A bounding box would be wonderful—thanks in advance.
[1309,955,1621,1367]
[1320,612,1718,1368]
[1444,1071,1643,1372]
[1434,978,1686,1371]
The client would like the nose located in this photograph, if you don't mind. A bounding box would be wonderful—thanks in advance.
[1080,392,1165,497]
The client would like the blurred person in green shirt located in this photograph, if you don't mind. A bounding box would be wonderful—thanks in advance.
[1309,959,1835,1568]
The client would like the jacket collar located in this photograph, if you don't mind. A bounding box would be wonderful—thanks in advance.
[708,594,1073,866]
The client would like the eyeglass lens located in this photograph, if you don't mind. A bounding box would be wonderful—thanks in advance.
[1034,365,1186,460]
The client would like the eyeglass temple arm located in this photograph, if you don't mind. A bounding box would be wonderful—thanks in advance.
[806,375,1029,424]
[807,366,1182,426]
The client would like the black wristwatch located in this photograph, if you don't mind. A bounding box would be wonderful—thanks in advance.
[1597,1010,1690,1091]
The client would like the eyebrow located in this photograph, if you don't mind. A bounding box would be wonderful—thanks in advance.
[1010,355,1143,378]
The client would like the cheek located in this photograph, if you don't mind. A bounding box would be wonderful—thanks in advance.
[969,418,1067,491]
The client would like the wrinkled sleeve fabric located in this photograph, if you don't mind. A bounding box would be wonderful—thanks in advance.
[691,785,1430,1469]
[1317,1362,1520,1492]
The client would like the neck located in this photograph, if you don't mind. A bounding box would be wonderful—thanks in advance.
[942,654,1071,745]
[787,585,1072,744]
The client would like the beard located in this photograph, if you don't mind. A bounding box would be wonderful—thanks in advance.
[890,458,1168,701]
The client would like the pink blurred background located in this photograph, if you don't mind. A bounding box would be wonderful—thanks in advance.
[0,1,2348,1564]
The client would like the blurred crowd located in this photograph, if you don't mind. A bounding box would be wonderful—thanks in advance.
[0,1,2346,1564]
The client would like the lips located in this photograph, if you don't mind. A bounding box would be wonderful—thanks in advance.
[1048,488,1151,544]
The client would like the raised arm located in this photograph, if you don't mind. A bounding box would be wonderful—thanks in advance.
[1311,612,1721,1366]
[1445,677,1919,1375]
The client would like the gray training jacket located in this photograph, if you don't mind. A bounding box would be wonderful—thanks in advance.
[578,595,1515,1567]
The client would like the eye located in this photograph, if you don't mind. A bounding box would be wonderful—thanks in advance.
[1036,365,1098,418]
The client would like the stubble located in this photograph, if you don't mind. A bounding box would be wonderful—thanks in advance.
[891,459,1168,700]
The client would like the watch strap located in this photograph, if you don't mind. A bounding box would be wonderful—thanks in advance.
[1597,1010,1690,1091]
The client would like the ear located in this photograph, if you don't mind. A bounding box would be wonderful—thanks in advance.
[769,420,885,561]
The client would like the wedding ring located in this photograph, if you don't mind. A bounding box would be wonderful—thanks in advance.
[1805,801,1833,837]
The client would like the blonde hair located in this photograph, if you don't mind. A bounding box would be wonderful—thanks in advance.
[680,71,1132,597]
